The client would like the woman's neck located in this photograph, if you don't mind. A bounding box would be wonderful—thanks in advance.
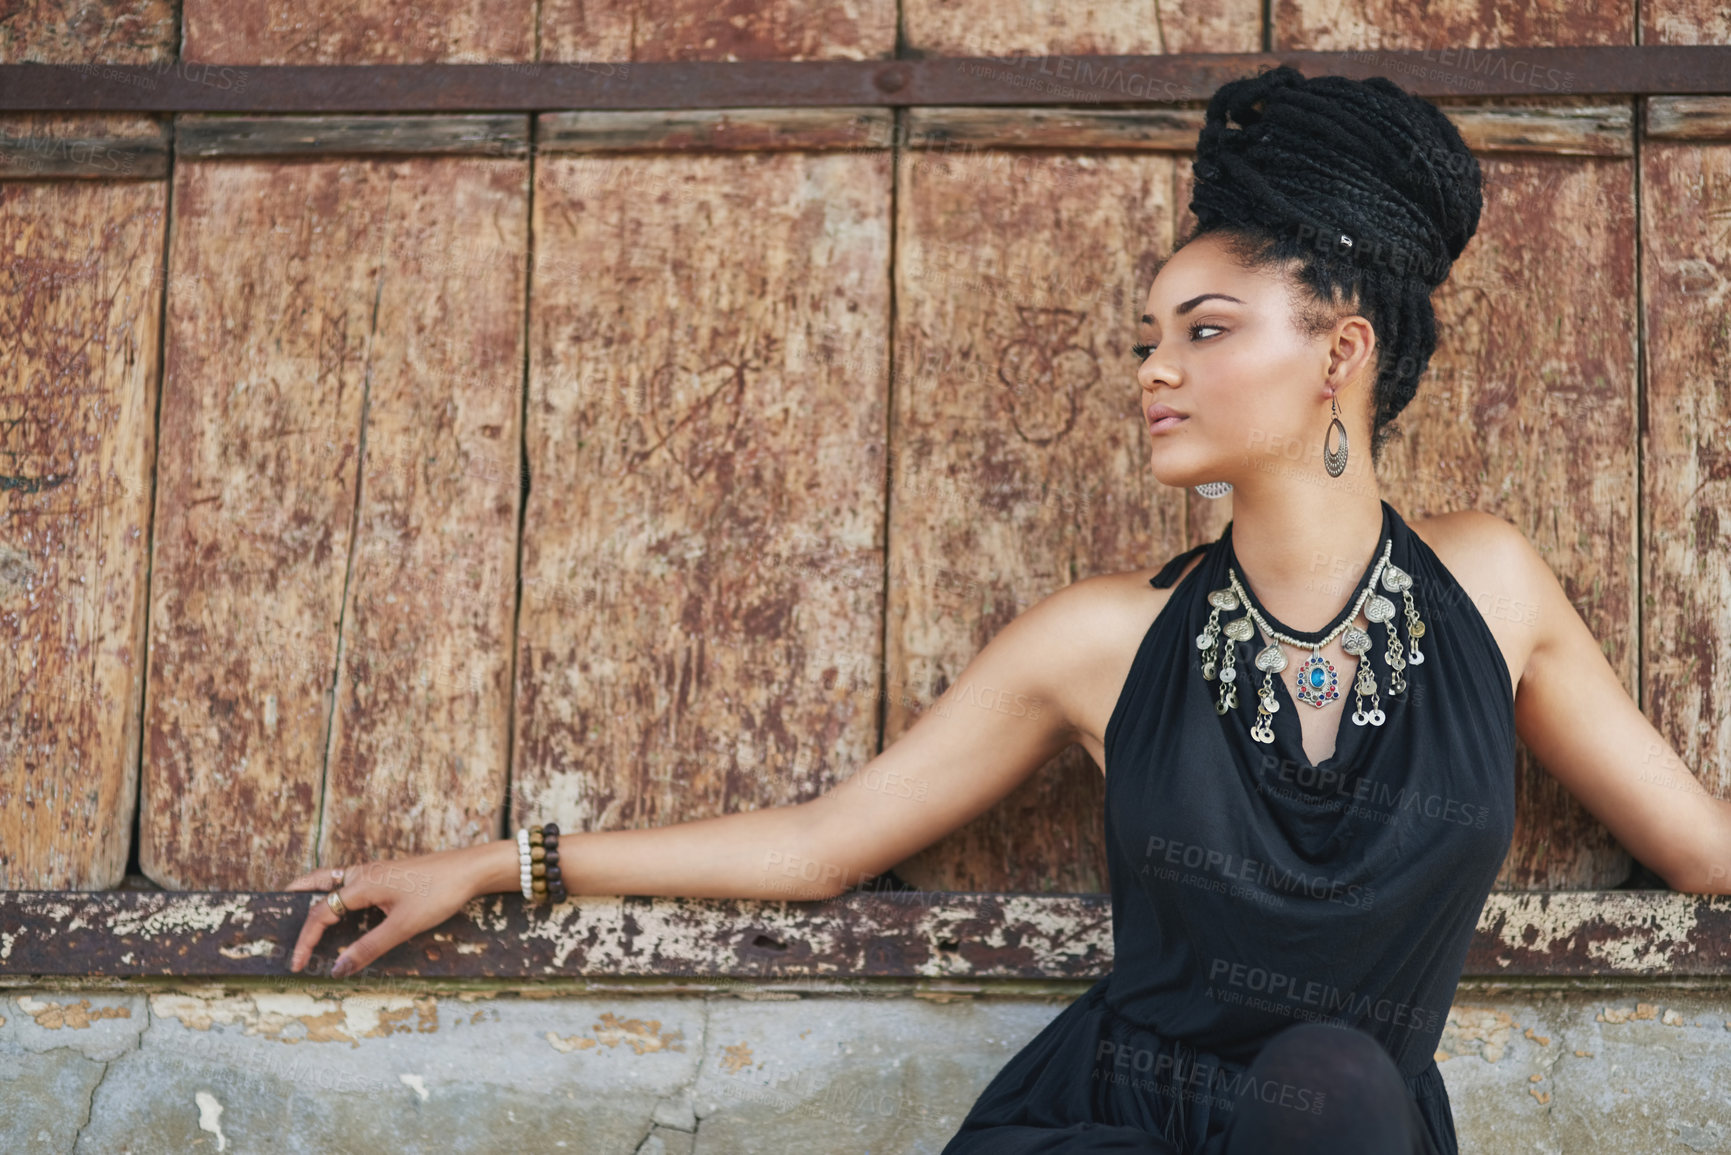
[1225,480,1386,632]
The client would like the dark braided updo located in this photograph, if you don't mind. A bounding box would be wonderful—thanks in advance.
[1183,64,1483,462]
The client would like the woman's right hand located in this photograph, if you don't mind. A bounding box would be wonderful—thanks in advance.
[282,844,490,977]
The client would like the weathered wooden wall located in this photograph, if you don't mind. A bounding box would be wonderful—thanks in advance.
[0,1,1726,903]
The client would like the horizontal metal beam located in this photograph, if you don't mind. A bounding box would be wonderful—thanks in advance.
[3,48,1729,113]
[0,888,1724,979]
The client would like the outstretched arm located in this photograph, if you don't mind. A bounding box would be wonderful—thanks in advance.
[287,572,1111,974]
[1492,514,1731,892]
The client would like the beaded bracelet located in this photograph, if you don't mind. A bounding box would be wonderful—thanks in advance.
[517,823,566,904]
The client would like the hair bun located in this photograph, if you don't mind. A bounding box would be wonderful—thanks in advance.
[1190,64,1482,290]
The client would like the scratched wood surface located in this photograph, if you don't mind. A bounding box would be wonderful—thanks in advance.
[0,181,164,889]
[0,0,175,63]
[144,158,526,888]
[1274,0,1632,49]
[902,0,1258,56]
[516,152,892,837]
[1640,140,1731,805]
[538,1,895,61]
[1644,0,1731,43]
[183,0,533,63]
[885,152,1186,893]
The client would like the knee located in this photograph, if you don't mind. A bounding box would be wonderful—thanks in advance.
[1252,1021,1404,1098]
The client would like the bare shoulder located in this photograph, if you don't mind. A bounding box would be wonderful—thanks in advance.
[1405,508,1545,696]
[1044,552,1207,776]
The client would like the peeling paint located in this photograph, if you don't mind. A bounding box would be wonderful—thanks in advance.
[150,990,439,1047]
[16,996,132,1029]
[1436,1005,1518,1063]
[545,1012,686,1055]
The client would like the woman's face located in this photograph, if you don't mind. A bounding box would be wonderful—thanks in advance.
[1135,232,1375,490]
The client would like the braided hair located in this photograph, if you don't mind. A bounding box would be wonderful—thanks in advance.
[1182,64,1483,462]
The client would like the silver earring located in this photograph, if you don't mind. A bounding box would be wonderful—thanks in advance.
[1323,394,1349,478]
[1193,481,1233,499]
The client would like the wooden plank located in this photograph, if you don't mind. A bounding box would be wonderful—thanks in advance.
[318,158,527,866]
[1640,142,1731,806]
[1648,96,1731,141]
[0,113,168,179]
[144,160,380,888]
[538,0,896,62]
[3,888,1726,979]
[0,181,164,888]
[537,107,894,153]
[147,158,526,885]
[517,152,891,839]
[184,0,534,63]
[175,114,529,158]
[0,0,175,63]
[1438,98,1634,156]
[903,100,1632,155]
[887,151,1186,892]
[1373,154,1640,889]
[903,107,1209,152]
[902,0,1260,57]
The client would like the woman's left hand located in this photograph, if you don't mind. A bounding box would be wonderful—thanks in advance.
[282,845,486,977]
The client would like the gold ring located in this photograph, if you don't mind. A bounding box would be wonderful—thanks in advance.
[326,890,349,917]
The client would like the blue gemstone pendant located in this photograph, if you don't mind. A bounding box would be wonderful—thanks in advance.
[1293,650,1340,707]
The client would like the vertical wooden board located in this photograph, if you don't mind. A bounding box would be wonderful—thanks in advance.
[887,152,1185,893]
[1375,154,1639,888]
[319,158,527,863]
[1644,0,1731,43]
[903,0,1259,57]
[185,0,533,63]
[539,0,896,61]
[1275,0,1630,49]
[0,182,163,889]
[1641,143,1731,798]
[0,1,175,62]
[144,161,383,889]
[518,152,891,836]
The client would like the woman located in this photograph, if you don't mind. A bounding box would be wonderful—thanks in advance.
[285,65,1723,1153]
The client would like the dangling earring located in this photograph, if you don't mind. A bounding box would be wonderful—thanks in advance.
[1193,481,1233,499]
[1323,394,1349,478]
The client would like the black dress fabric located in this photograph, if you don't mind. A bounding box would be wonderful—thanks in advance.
[941,500,1517,1154]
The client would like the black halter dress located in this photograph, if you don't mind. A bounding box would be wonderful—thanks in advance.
[941,499,1517,1155]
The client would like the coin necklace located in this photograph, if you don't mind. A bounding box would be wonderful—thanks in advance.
[1195,539,1427,743]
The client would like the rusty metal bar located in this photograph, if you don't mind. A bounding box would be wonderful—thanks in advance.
[1,889,1725,979]
[2,48,1728,114]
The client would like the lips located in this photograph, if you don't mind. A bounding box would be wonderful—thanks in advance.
[1147,406,1188,434]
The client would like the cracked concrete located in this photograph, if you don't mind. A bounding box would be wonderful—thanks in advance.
[4,983,1731,1152]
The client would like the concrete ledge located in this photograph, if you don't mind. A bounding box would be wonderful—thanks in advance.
[4,889,1730,980]
[4,977,1731,1154]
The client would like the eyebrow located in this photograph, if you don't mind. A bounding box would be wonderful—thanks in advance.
[1140,293,1245,325]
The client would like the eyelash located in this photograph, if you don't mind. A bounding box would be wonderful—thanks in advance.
[1131,323,1223,360]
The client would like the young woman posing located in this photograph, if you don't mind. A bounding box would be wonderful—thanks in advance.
[286,65,1726,1154]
